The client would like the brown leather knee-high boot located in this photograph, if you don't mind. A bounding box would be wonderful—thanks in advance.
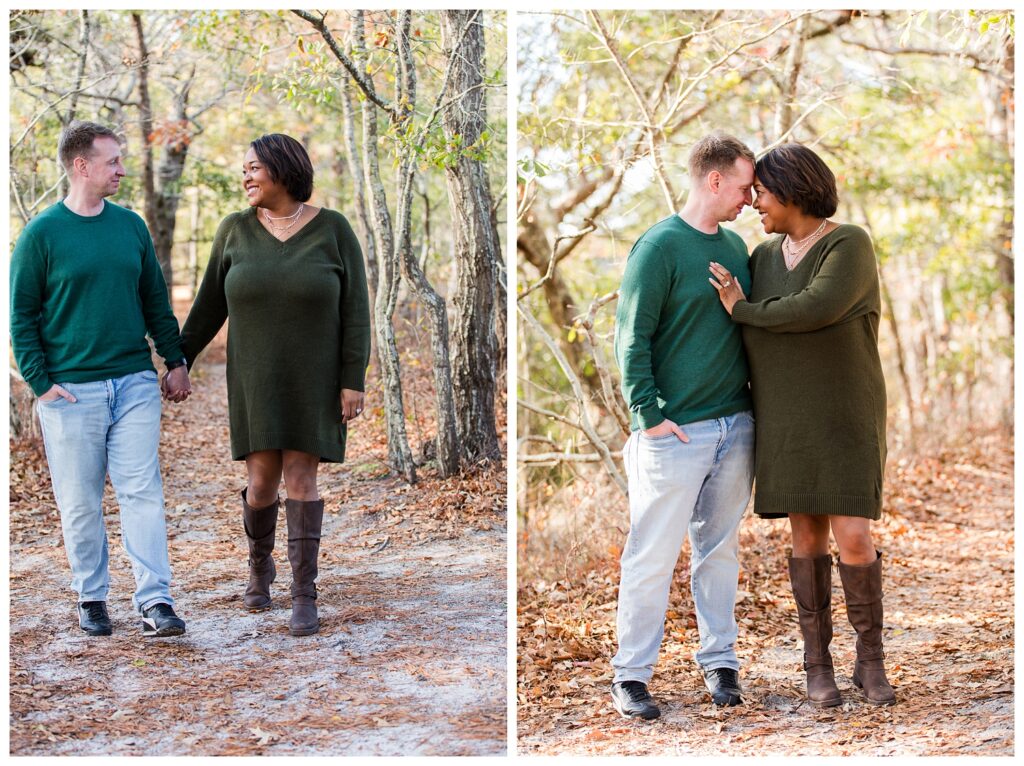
[286,497,323,636]
[838,551,896,705]
[241,489,278,611]
[788,554,843,707]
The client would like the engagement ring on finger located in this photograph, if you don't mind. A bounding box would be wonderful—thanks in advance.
[356,408,362,414]
[723,280,732,287]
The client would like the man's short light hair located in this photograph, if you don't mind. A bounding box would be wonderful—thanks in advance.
[58,120,119,172]
[688,132,755,181]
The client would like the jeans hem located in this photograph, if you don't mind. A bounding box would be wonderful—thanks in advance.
[612,671,653,685]
[138,595,175,613]
[698,660,741,672]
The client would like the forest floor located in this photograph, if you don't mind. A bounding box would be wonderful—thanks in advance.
[9,306,507,756]
[517,430,1014,756]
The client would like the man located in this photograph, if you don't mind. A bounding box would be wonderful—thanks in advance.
[10,121,191,637]
[610,132,756,719]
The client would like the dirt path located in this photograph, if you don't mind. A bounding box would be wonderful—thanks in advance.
[517,432,1013,756]
[9,361,506,756]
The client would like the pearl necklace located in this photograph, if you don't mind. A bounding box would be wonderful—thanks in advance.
[262,203,304,238]
[783,219,827,269]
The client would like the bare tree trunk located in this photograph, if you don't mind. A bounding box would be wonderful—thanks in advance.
[858,205,915,444]
[492,227,508,386]
[353,11,416,483]
[877,260,916,443]
[417,183,432,271]
[440,9,502,462]
[339,68,378,300]
[188,186,200,297]
[59,10,90,199]
[131,13,163,286]
[395,13,461,477]
[132,12,192,292]
[990,33,1014,331]
[296,8,487,478]
[774,15,807,137]
[149,70,195,293]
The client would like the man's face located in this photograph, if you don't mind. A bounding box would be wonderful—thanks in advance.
[713,157,754,222]
[79,136,126,197]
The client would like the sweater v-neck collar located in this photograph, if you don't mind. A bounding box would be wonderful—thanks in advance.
[247,205,324,246]
[777,223,846,272]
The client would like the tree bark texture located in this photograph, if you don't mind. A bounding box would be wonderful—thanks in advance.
[440,10,503,462]
[774,15,806,137]
[353,10,416,483]
[339,68,379,300]
[132,13,192,292]
[395,13,462,477]
[149,72,194,293]
[132,13,161,284]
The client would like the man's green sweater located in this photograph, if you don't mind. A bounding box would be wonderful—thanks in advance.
[10,200,183,397]
[615,214,752,430]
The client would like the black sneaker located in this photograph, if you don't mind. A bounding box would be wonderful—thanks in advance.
[78,601,112,636]
[141,602,186,637]
[611,680,661,720]
[704,667,742,706]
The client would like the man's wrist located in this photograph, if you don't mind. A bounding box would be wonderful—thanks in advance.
[636,405,665,431]
[30,379,54,398]
[165,357,187,371]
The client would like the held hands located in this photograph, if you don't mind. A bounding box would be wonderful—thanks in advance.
[161,366,192,403]
[38,384,76,404]
[642,418,689,443]
[708,261,746,315]
[341,388,365,424]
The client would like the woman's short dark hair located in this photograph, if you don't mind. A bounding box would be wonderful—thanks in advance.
[755,144,838,218]
[250,133,314,202]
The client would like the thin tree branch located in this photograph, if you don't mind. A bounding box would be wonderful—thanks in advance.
[518,300,627,494]
[518,224,595,301]
[290,9,395,114]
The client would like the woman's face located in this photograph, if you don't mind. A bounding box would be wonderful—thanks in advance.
[752,177,792,235]
[242,147,287,208]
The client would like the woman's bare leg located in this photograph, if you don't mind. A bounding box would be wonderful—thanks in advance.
[245,450,283,507]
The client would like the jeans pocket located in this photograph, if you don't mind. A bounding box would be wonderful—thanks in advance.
[639,431,677,443]
[139,370,159,382]
[38,383,73,407]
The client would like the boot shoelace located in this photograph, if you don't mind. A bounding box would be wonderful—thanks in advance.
[707,668,738,684]
[620,681,652,702]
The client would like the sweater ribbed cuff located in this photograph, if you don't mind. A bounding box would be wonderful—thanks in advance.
[339,365,365,392]
[636,404,664,431]
[730,301,752,324]
[28,375,53,398]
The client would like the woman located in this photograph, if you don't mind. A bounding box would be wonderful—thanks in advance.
[708,143,895,706]
[179,133,371,637]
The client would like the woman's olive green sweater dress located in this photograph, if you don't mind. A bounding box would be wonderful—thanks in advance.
[181,207,371,463]
[731,224,887,520]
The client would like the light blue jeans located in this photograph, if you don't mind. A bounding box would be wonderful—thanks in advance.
[36,370,175,613]
[612,411,754,684]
